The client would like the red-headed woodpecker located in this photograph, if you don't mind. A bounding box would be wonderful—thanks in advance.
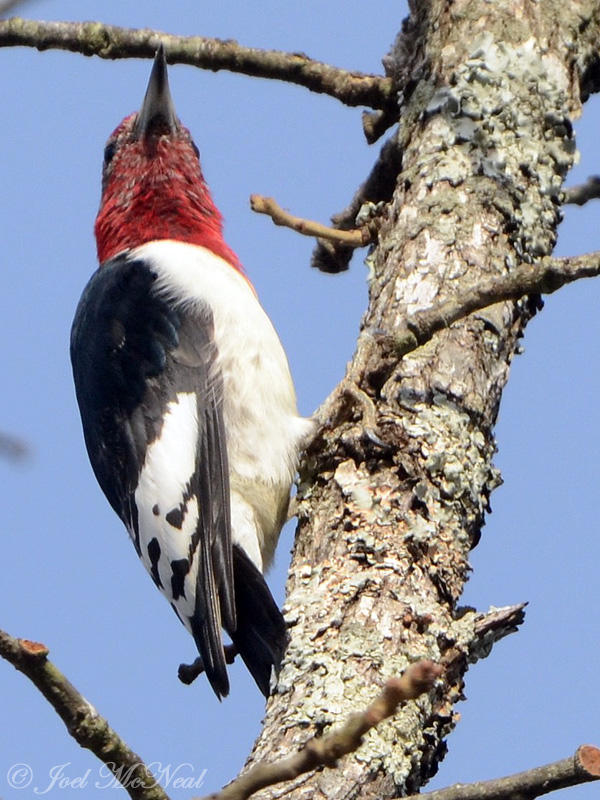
[70,46,313,699]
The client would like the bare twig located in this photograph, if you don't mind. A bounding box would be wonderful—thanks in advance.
[469,603,527,664]
[362,108,398,144]
[0,0,33,15]
[0,629,169,800]
[250,194,376,246]
[473,603,527,646]
[204,661,443,800]
[385,251,600,359]
[563,176,600,205]
[405,745,600,800]
[312,135,402,272]
[0,18,395,112]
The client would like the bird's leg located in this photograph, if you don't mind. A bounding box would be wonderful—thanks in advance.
[178,645,238,685]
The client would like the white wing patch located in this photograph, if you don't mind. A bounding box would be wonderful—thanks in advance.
[135,391,200,624]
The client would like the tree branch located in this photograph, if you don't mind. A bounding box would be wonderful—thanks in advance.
[406,745,600,800]
[0,18,395,111]
[471,603,527,656]
[385,252,600,359]
[0,0,35,16]
[252,135,403,273]
[205,661,443,800]
[362,108,398,144]
[312,135,403,272]
[0,629,169,800]
[563,176,600,205]
[250,195,375,246]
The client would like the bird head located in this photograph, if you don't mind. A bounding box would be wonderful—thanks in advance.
[94,45,241,270]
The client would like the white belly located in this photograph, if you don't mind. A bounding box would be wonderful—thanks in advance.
[133,239,313,570]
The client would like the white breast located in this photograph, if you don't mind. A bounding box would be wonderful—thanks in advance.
[133,240,314,570]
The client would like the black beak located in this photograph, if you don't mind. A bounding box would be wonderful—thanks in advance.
[135,44,178,138]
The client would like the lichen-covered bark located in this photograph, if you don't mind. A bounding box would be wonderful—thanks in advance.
[243,3,600,798]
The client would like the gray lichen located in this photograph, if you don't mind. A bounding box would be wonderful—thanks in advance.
[417,33,575,261]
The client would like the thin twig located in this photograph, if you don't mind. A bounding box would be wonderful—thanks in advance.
[0,629,169,800]
[0,0,33,15]
[404,745,600,800]
[386,251,600,359]
[0,18,395,111]
[362,108,398,144]
[204,661,443,800]
[250,195,376,246]
[563,176,600,205]
[312,135,402,272]
[468,603,527,665]
[473,603,527,645]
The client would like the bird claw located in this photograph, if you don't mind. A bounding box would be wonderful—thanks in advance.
[178,644,238,685]
[178,657,205,685]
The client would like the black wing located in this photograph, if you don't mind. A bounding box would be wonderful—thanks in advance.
[70,254,235,697]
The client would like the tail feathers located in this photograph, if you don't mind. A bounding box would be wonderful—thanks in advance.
[190,566,230,699]
[229,545,288,697]
[188,545,287,699]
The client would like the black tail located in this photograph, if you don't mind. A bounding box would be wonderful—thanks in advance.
[228,545,288,697]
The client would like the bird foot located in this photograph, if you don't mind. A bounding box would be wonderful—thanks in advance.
[178,644,238,685]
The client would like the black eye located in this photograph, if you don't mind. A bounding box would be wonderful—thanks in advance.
[103,142,117,165]
[191,140,200,159]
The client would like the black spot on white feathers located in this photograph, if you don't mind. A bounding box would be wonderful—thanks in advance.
[166,480,196,530]
[147,537,163,588]
[166,507,184,529]
[170,558,189,600]
[152,504,160,516]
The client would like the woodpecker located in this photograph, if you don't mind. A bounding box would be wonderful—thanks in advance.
[70,46,312,699]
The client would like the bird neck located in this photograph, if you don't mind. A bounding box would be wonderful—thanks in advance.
[95,148,242,271]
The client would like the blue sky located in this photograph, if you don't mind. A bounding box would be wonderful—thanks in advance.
[1,2,598,798]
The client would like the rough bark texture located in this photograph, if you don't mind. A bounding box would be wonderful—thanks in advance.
[242,3,600,799]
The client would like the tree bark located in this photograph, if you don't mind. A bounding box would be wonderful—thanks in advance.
[243,2,600,798]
